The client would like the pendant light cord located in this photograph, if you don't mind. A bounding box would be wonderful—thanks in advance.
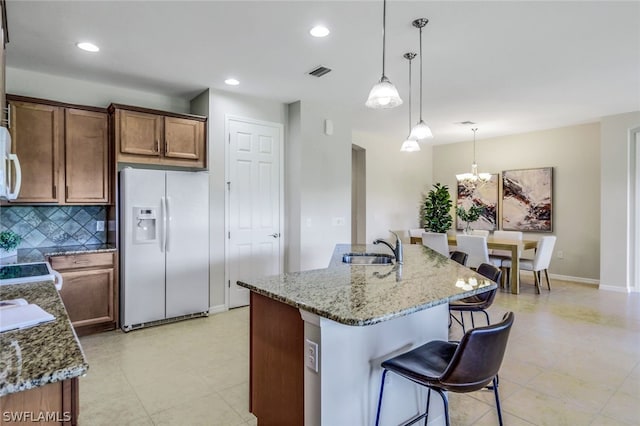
[472,128,478,163]
[382,0,386,77]
[419,25,423,120]
[408,57,412,130]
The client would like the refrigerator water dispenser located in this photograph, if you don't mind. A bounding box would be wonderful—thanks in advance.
[134,208,157,243]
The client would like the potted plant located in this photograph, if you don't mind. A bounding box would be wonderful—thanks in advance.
[423,183,453,233]
[457,205,484,234]
[0,230,22,259]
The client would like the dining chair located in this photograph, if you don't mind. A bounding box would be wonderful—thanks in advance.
[375,312,515,426]
[502,236,556,293]
[491,230,523,258]
[449,251,468,266]
[421,232,449,256]
[408,228,424,244]
[449,263,501,333]
[455,234,501,269]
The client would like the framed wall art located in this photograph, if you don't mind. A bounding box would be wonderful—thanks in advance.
[456,174,499,231]
[502,167,553,232]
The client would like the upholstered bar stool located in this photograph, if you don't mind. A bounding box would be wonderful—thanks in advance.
[375,312,515,426]
[449,263,501,333]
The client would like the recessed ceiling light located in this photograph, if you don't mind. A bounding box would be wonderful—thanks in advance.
[310,26,330,38]
[76,42,99,52]
[225,78,240,86]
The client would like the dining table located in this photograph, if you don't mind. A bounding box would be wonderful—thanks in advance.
[447,235,538,294]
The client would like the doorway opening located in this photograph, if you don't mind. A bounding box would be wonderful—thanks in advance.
[352,144,366,244]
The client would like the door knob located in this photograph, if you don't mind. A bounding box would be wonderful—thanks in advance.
[268,233,280,238]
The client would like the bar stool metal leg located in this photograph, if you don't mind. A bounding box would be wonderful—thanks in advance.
[492,376,504,426]
[375,369,388,426]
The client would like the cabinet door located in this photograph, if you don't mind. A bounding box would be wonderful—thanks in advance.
[164,116,203,161]
[58,268,114,327]
[9,101,62,203]
[118,109,162,157]
[65,109,109,203]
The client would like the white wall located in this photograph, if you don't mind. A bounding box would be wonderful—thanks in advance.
[351,130,433,243]
[600,111,640,292]
[432,123,601,281]
[287,101,352,272]
[197,89,287,308]
[7,67,190,112]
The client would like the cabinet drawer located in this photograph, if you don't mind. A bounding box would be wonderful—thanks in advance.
[50,252,114,270]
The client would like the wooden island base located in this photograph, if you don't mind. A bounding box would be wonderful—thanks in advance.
[249,292,304,425]
[0,378,79,425]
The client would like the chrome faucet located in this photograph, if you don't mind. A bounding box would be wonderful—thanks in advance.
[373,230,403,264]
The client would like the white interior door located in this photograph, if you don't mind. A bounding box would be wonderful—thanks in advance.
[227,118,282,308]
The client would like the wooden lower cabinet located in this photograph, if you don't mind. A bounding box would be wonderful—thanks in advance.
[0,378,79,426]
[49,252,117,336]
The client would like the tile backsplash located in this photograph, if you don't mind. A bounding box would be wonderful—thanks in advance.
[0,206,107,248]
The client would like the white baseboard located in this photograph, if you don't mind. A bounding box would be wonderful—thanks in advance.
[598,284,634,293]
[208,304,228,314]
[548,273,599,286]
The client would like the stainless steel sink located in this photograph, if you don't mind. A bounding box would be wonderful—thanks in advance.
[342,253,394,265]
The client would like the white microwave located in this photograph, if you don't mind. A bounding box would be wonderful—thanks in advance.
[0,126,21,200]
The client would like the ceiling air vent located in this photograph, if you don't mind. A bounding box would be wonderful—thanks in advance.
[457,121,476,126]
[308,66,332,77]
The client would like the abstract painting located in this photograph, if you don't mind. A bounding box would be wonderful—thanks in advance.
[456,174,499,231]
[502,167,553,232]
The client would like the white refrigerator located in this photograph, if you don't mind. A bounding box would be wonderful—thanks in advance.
[120,168,209,331]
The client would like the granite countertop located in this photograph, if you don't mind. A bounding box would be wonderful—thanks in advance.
[10,244,117,264]
[238,243,497,326]
[0,281,88,397]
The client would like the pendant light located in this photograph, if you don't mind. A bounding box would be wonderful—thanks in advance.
[365,0,403,109]
[409,18,433,140]
[456,128,491,182]
[400,52,420,152]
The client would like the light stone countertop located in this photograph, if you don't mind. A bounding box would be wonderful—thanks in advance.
[5,244,117,264]
[238,243,497,326]
[0,281,88,397]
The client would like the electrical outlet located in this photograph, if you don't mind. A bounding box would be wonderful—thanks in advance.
[96,221,105,232]
[305,339,319,372]
[557,250,564,259]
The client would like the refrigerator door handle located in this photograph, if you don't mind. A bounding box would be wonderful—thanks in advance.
[166,196,172,252]
[160,196,167,252]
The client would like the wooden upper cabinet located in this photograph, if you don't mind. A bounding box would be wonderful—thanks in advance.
[9,100,62,203]
[6,96,110,205]
[118,109,162,157]
[165,116,204,161]
[111,104,206,169]
[65,108,109,203]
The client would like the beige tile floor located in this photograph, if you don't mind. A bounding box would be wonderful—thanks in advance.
[78,276,640,425]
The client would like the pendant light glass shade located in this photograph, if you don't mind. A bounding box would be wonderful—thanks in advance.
[366,0,402,109]
[456,128,491,182]
[366,76,403,108]
[410,120,433,139]
[400,138,420,152]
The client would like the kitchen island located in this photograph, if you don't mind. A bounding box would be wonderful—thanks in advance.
[0,281,88,425]
[238,243,497,426]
